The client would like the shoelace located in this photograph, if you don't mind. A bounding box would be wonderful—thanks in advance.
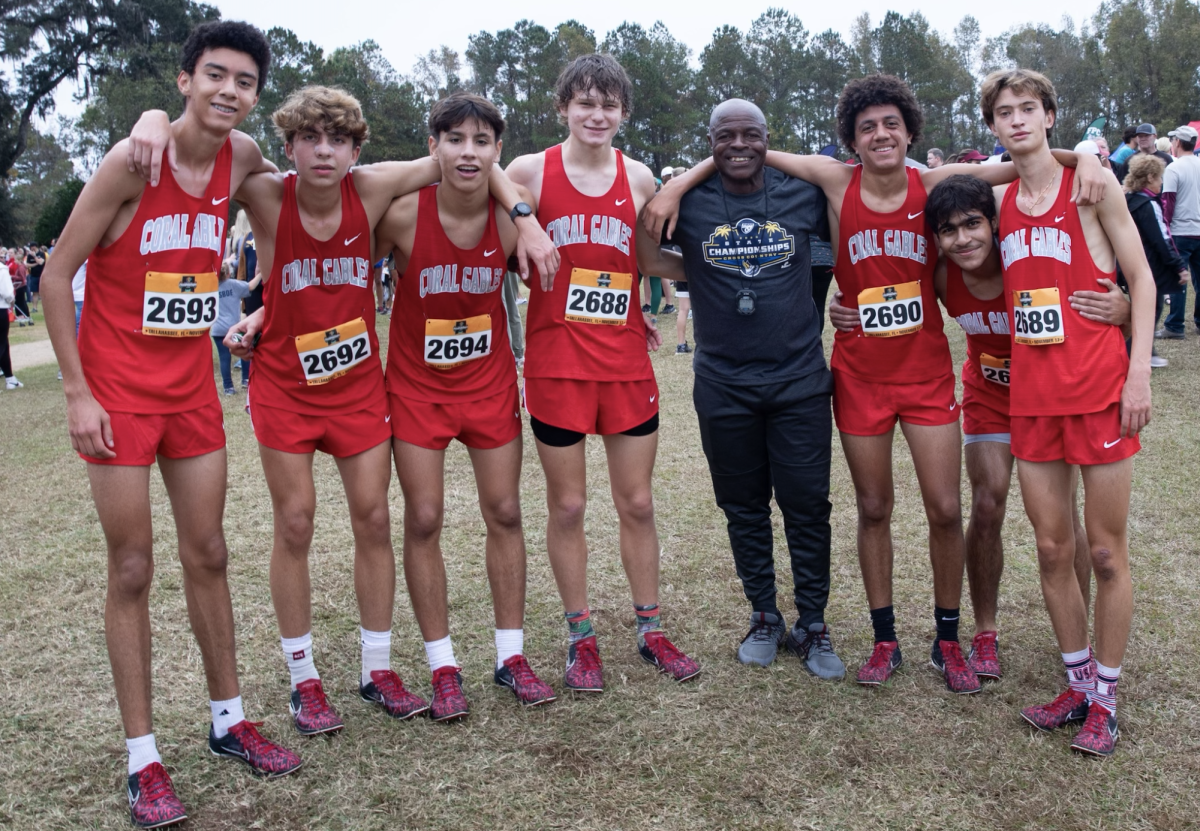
[297,682,329,712]
[227,721,269,756]
[138,765,173,802]
[865,643,894,669]
[747,618,778,642]
[1076,706,1110,740]
[574,639,601,669]
[506,656,539,687]
[1044,688,1084,716]
[432,668,462,699]
[808,628,835,654]
[972,636,999,663]
[647,633,684,664]
[941,642,969,670]
[372,670,404,700]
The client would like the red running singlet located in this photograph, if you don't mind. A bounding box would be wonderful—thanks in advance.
[831,165,951,384]
[998,167,1128,416]
[79,139,232,413]
[252,171,381,414]
[386,185,514,403]
[523,144,653,383]
[943,260,1012,417]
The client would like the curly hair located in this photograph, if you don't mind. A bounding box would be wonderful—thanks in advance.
[836,74,923,154]
[180,21,271,95]
[1122,153,1165,194]
[273,86,369,148]
[554,54,632,119]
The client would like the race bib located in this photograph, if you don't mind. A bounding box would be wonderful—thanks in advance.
[295,318,371,385]
[857,280,923,337]
[1013,287,1064,345]
[979,353,1011,386]
[142,271,218,337]
[565,268,631,325]
[425,315,492,369]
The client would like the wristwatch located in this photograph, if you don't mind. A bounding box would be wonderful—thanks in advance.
[509,202,534,222]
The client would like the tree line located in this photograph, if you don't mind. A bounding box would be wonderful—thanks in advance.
[3,0,1199,244]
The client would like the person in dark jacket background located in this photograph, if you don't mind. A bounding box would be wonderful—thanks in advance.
[1120,154,1189,367]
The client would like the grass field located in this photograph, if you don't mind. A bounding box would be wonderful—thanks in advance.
[2,299,1198,830]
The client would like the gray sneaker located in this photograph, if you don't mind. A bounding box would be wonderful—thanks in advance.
[786,622,846,680]
[737,611,786,666]
[1155,328,1185,340]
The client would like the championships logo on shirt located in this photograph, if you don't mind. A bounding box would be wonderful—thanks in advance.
[702,217,795,277]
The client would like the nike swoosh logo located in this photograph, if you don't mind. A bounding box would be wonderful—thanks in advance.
[616,199,627,206]
[1055,215,1066,223]
[949,402,957,410]
[484,248,497,257]
[385,415,391,423]
[344,234,361,246]
[212,196,228,206]
[908,211,923,220]
[1103,438,1121,448]
[649,395,656,403]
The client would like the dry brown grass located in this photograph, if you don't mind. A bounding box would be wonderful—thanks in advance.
[2,293,1199,830]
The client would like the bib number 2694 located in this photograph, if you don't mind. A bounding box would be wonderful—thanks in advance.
[565,268,632,325]
[425,315,492,369]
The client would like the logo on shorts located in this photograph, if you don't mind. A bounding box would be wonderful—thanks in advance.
[596,273,612,288]
[1104,438,1122,449]
[453,320,468,335]
[178,275,197,293]
[1018,291,1033,307]
[323,329,340,345]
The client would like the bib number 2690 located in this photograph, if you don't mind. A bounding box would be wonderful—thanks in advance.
[857,280,923,337]
[565,268,632,325]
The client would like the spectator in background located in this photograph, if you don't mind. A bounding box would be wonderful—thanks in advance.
[7,247,31,324]
[0,256,19,389]
[957,149,988,164]
[1160,124,1200,338]
[25,245,44,313]
[1136,123,1174,166]
[926,148,944,168]
[1110,126,1137,167]
[1094,137,1113,170]
[661,166,675,185]
[230,210,263,316]
[1121,154,1187,366]
[211,263,259,394]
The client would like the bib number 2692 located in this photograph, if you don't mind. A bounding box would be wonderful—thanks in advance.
[565,268,632,325]
[142,271,218,337]
[296,318,371,385]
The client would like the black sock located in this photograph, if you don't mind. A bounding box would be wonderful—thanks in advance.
[934,606,960,643]
[869,606,896,643]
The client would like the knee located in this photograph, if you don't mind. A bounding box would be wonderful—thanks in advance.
[406,501,444,542]
[616,488,655,526]
[483,498,523,535]
[108,549,154,599]
[856,492,893,527]
[276,501,316,551]
[926,493,964,532]
[970,488,1007,534]
[1035,536,1075,572]
[1090,546,1124,583]
[184,532,229,577]
[548,493,587,529]
[354,501,393,547]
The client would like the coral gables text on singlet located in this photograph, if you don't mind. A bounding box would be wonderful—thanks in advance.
[386,185,515,404]
[998,167,1129,417]
[943,261,1012,412]
[523,144,653,383]
[78,139,233,414]
[830,165,951,383]
[253,171,381,415]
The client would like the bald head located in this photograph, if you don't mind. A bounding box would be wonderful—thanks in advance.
[709,99,767,135]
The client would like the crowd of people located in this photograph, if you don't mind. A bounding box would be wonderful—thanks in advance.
[17,16,1180,829]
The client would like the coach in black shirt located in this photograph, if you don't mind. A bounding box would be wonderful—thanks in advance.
[656,100,843,677]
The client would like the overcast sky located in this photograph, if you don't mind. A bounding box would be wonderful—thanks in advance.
[51,0,1092,124]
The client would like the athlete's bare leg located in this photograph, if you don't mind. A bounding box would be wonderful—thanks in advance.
[840,431,896,609]
[1080,459,1134,668]
[393,440,451,641]
[333,441,395,633]
[1017,460,1088,654]
[964,441,1012,633]
[259,445,318,639]
[159,450,239,702]
[602,431,661,608]
[91,464,156,739]
[900,421,966,609]
[535,439,590,612]
[467,437,526,630]
[1069,471,1093,612]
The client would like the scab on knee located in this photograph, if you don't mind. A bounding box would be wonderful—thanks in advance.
[1091,547,1119,582]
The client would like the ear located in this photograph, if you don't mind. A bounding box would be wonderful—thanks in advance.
[350,144,361,165]
[177,70,191,98]
[284,141,296,164]
[428,135,438,160]
[1045,108,1056,131]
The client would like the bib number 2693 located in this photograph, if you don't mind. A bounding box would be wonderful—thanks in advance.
[565,268,632,325]
[142,271,218,337]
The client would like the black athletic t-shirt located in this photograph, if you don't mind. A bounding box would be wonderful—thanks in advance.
[672,167,827,385]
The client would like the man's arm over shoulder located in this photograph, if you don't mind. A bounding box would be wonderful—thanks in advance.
[504,152,546,194]
[763,151,854,193]
[374,191,420,264]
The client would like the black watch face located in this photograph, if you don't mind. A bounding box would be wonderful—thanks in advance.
[512,202,532,218]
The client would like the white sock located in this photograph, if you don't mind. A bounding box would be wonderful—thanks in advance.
[126,733,161,776]
[424,635,457,672]
[495,628,524,669]
[361,627,391,686]
[281,633,320,689]
[210,696,245,739]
